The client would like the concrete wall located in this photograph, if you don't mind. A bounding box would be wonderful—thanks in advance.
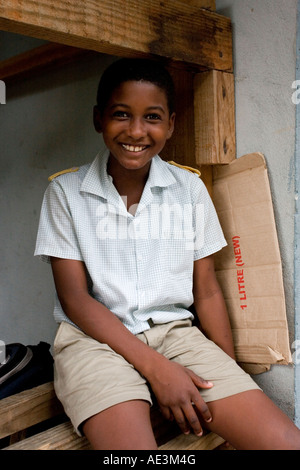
[0,0,298,420]
[216,0,298,418]
[0,32,116,347]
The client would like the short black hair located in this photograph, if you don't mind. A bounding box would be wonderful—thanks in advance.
[96,58,175,116]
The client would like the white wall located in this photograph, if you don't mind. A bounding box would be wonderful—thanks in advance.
[216,0,298,418]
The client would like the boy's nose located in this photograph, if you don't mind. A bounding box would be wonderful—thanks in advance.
[127,118,146,139]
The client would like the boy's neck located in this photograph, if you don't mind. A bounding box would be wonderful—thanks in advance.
[107,155,151,214]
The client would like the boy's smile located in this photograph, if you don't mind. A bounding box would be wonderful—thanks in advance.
[94,80,175,176]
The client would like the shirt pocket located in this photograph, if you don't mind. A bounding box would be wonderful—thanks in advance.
[159,234,194,276]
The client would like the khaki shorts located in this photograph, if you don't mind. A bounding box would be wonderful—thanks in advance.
[53,320,260,435]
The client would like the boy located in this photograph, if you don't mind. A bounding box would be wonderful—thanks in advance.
[35,58,300,450]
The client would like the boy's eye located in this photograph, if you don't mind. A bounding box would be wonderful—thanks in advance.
[146,113,162,121]
[112,111,129,119]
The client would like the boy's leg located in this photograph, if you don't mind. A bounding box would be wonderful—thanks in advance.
[151,321,300,450]
[54,322,155,449]
[204,389,300,450]
[82,400,158,450]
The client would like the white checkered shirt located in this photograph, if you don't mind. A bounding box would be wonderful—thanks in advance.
[35,149,227,334]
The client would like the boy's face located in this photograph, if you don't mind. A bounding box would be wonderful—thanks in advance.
[94,80,175,172]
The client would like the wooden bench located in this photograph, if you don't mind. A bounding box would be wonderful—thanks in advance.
[0,382,226,450]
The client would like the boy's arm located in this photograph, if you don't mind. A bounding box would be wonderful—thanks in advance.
[50,257,165,375]
[50,256,213,435]
[193,255,236,360]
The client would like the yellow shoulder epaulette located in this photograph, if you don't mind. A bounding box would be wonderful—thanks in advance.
[167,161,201,178]
[48,167,79,182]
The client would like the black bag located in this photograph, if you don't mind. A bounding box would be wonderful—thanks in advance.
[0,342,54,399]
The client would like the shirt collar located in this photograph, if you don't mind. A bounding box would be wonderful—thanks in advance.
[80,147,176,201]
[80,148,112,200]
[147,154,176,188]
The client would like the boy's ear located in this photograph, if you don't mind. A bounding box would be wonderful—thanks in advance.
[93,105,102,134]
[167,112,176,140]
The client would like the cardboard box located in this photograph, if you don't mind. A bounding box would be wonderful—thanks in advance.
[212,153,292,374]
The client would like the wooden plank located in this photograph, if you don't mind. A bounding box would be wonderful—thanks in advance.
[0,382,179,446]
[0,0,232,71]
[1,382,224,451]
[161,67,196,169]
[4,421,223,451]
[158,431,225,450]
[160,68,216,195]
[194,70,236,164]
[200,165,213,198]
[3,421,92,450]
[0,382,64,439]
[185,0,216,10]
[157,69,214,195]
[0,43,95,84]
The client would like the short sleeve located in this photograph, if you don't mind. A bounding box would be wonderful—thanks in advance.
[192,179,227,260]
[34,180,83,263]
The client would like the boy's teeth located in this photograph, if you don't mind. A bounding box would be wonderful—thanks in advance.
[122,144,145,152]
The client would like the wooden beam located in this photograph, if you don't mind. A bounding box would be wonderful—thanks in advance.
[199,165,213,198]
[161,67,196,167]
[194,70,236,165]
[160,67,214,196]
[0,43,95,84]
[0,382,64,440]
[0,0,232,71]
[159,431,225,450]
[184,0,216,10]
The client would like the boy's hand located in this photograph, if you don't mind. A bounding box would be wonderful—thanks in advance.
[148,359,213,437]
